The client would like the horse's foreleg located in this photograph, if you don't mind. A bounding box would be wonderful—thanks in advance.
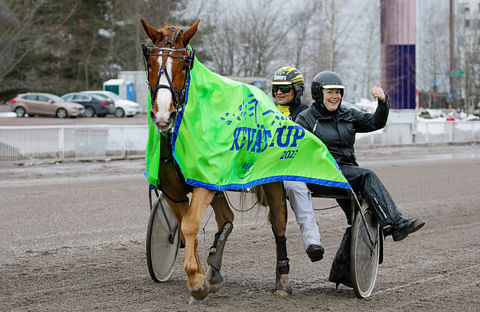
[263,182,292,296]
[207,192,234,293]
[182,187,215,300]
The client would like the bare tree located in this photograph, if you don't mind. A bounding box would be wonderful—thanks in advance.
[0,1,40,83]
[0,0,79,95]
[191,0,379,103]
[198,0,239,75]
[288,1,323,71]
[0,1,50,85]
[304,0,373,102]
[360,1,381,100]
[196,0,293,77]
[238,1,293,77]
[103,0,188,75]
[455,3,480,114]
[315,0,368,72]
[416,1,450,108]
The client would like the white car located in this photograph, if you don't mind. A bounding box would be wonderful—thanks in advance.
[81,90,140,117]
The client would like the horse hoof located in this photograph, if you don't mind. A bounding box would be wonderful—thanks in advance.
[209,282,224,293]
[275,273,292,296]
[191,281,210,300]
[274,289,291,297]
[207,265,224,293]
[189,296,208,305]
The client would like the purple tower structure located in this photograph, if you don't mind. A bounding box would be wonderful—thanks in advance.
[381,0,416,109]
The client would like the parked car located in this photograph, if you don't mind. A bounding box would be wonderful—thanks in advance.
[7,92,84,118]
[81,90,140,117]
[61,92,114,118]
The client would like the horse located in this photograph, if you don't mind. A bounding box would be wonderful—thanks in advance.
[140,19,292,302]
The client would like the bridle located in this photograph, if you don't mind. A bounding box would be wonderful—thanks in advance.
[141,26,195,113]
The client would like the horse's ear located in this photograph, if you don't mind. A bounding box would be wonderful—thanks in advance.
[141,19,163,43]
[182,19,200,46]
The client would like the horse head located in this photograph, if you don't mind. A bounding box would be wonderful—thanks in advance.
[141,19,199,131]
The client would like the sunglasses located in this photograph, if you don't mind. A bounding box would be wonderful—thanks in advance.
[273,85,293,93]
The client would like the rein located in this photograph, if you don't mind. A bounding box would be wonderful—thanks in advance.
[141,26,195,113]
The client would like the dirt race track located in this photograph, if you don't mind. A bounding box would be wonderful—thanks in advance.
[1,144,479,311]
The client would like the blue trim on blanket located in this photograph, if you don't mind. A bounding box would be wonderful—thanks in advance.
[185,175,351,191]
[143,172,157,190]
[171,69,191,165]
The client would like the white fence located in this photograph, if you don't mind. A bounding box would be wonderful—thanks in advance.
[0,125,147,162]
[1,121,479,162]
[356,120,480,146]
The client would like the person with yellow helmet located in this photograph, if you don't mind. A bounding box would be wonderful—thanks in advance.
[271,66,324,262]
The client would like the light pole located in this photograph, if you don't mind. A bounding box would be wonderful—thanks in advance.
[449,0,455,101]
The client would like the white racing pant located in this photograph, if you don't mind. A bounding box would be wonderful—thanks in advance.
[283,181,322,250]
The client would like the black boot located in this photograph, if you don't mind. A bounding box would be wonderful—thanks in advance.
[392,218,425,242]
[306,244,324,262]
[328,227,352,288]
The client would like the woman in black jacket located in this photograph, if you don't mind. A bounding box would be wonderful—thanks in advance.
[296,71,425,287]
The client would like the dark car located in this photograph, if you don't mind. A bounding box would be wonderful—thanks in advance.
[61,93,114,118]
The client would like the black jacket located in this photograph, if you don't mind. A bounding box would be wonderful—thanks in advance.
[279,98,309,121]
[296,98,389,166]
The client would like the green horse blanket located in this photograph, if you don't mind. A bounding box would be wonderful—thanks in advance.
[145,57,350,191]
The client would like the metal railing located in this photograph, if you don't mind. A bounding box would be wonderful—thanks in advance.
[356,120,480,146]
[0,125,147,162]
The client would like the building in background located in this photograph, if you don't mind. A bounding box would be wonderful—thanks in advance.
[103,79,135,102]
[117,71,148,113]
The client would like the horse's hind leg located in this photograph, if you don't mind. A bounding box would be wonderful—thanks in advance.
[182,187,215,301]
[263,182,292,296]
[207,192,234,293]
[212,192,235,232]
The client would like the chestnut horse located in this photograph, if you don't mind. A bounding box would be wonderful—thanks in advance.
[141,19,291,302]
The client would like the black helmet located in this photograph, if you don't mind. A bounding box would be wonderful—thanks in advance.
[311,71,345,104]
[271,66,304,100]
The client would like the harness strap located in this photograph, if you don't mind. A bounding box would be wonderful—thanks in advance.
[167,27,183,47]
[166,27,178,47]
[162,69,179,106]
[158,185,189,203]
[173,28,183,43]
[154,132,192,203]
[141,37,195,112]
[150,69,182,108]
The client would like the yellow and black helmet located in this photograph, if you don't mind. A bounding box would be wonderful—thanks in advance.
[271,66,304,100]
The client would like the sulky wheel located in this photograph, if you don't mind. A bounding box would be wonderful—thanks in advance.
[350,201,381,298]
[146,193,180,282]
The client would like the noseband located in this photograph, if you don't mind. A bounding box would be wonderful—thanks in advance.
[142,26,195,112]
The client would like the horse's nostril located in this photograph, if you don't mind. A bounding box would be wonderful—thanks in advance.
[169,111,177,121]
[150,111,156,122]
